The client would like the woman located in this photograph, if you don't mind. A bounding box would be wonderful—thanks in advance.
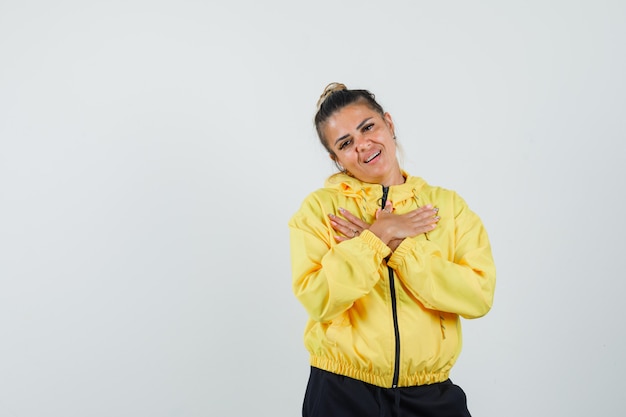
[288,83,496,417]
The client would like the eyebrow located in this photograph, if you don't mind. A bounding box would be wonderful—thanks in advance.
[333,117,373,146]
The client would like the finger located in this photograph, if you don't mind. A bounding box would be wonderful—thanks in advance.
[423,205,439,216]
[375,201,393,217]
[419,215,440,232]
[413,209,440,225]
[389,209,440,237]
[408,205,439,220]
[329,215,360,237]
[334,235,348,243]
[329,213,353,230]
[338,207,370,229]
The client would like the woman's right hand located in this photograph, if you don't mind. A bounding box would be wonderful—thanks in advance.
[369,203,440,248]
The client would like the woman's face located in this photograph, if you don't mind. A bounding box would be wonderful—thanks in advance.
[322,103,403,186]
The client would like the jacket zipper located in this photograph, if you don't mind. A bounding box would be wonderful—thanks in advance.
[381,186,401,388]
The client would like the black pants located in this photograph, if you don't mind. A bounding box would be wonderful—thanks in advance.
[303,367,472,417]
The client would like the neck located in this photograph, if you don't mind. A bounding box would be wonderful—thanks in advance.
[381,167,405,187]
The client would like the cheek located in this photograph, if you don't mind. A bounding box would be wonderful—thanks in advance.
[337,152,357,166]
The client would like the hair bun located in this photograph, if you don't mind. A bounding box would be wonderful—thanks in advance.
[316,82,347,110]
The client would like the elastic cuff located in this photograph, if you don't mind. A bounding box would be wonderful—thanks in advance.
[359,229,392,259]
[387,237,413,268]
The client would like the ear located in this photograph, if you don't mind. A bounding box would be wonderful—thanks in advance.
[329,153,336,161]
[384,112,395,136]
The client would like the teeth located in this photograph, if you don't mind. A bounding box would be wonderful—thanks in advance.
[365,151,381,163]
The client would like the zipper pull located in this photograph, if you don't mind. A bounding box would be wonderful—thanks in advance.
[380,185,389,209]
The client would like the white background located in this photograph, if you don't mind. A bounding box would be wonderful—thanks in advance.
[1,1,624,416]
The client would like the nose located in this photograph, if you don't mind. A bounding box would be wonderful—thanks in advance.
[354,135,371,151]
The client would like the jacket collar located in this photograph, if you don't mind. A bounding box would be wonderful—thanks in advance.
[324,170,426,205]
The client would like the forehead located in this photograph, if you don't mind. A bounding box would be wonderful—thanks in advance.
[324,103,380,131]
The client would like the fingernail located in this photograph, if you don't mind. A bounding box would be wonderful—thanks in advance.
[328,214,335,218]
[339,207,345,212]
[434,207,439,213]
[434,216,440,220]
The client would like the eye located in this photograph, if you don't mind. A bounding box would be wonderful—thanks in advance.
[362,123,374,132]
[338,139,352,150]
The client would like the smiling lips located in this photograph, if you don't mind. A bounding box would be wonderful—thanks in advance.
[364,150,381,163]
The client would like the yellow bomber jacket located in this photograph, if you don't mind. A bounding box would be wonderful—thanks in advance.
[288,172,496,388]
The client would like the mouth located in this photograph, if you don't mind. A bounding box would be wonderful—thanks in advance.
[364,151,381,164]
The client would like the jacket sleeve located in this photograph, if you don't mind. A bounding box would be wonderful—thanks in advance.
[289,194,392,323]
[386,192,496,319]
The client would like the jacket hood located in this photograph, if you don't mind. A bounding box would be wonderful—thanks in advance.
[324,170,428,206]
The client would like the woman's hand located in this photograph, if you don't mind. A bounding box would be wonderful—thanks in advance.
[370,204,439,246]
[329,203,440,250]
